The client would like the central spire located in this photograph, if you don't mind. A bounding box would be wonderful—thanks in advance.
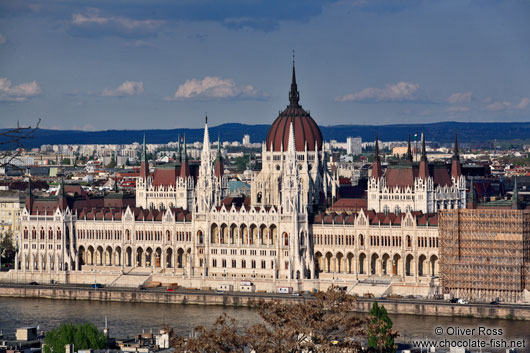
[288,51,300,107]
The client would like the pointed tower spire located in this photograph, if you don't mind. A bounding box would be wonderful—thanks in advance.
[451,133,462,179]
[406,133,413,162]
[58,178,67,210]
[140,134,149,179]
[372,133,383,178]
[421,133,427,161]
[182,134,188,162]
[287,119,297,153]
[177,133,182,163]
[141,134,146,161]
[419,133,429,179]
[214,134,224,179]
[27,177,32,197]
[180,134,190,178]
[288,51,300,107]
[25,177,33,212]
[202,115,210,153]
[453,132,459,158]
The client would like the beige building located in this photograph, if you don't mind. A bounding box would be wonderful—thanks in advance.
[0,191,25,238]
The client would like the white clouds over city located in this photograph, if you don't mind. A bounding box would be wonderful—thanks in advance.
[166,76,265,100]
[447,91,472,104]
[486,97,529,111]
[102,81,144,97]
[336,82,420,102]
[71,9,165,37]
[0,77,42,102]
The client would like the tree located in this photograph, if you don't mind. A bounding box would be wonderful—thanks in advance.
[43,323,107,353]
[106,157,116,169]
[0,230,16,267]
[174,287,371,353]
[367,301,398,352]
[0,119,40,170]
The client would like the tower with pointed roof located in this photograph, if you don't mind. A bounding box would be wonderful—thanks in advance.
[196,116,226,213]
[368,132,467,213]
[252,60,331,212]
[406,133,413,163]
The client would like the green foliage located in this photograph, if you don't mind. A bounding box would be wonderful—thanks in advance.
[232,155,248,172]
[0,230,16,265]
[367,301,397,352]
[106,157,117,169]
[44,323,107,353]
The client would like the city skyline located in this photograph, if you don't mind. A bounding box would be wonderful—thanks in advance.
[1,0,530,130]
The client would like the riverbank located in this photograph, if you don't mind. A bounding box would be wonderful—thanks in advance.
[0,283,529,321]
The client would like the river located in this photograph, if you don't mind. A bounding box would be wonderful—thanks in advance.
[1,298,529,347]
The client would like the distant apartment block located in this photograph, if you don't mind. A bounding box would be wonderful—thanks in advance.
[346,137,362,155]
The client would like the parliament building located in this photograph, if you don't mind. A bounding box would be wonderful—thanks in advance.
[11,65,467,296]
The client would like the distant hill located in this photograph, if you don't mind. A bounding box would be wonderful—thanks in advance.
[2,121,530,150]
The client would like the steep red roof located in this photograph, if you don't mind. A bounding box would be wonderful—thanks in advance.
[329,198,367,212]
[153,169,177,187]
[265,65,322,152]
[385,165,418,188]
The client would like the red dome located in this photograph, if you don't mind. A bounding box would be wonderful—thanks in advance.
[266,107,323,152]
[265,64,323,152]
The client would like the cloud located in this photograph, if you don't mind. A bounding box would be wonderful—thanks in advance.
[102,81,144,97]
[70,8,165,38]
[0,77,42,102]
[486,97,529,111]
[125,40,157,48]
[447,91,472,104]
[0,34,5,44]
[515,97,530,110]
[166,76,266,100]
[446,105,470,113]
[344,0,421,13]
[336,82,420,102]
[223,17,279,32]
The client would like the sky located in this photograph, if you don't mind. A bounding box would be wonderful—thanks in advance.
[1,0,529,130]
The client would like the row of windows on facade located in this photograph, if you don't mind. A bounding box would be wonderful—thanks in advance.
[25,228,192,243]
[24,228,63,240]
[206,258,288,270]
[23,243,61,250]
[210,248,277,257]
[197,231,289,246]
[314,233,438,248]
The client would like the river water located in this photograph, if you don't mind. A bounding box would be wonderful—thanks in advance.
[1,298,529,348]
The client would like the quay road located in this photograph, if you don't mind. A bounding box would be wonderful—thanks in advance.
[0,282,529,316]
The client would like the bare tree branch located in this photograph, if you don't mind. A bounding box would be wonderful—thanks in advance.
[0,118,41,170]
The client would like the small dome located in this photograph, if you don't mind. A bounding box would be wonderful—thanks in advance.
[265,65,323,152]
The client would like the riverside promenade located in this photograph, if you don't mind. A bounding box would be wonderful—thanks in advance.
[1,283,529,321]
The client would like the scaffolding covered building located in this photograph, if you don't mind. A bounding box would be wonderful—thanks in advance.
[439,193,530,302]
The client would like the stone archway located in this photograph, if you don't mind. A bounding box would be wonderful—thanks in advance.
[166,248,173,268]
[126,247,132,267]
[359,253,366,274]
[393,254,401,276]
[371,253,379,275]
[136,247,144,267]
[406,254,414,276]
